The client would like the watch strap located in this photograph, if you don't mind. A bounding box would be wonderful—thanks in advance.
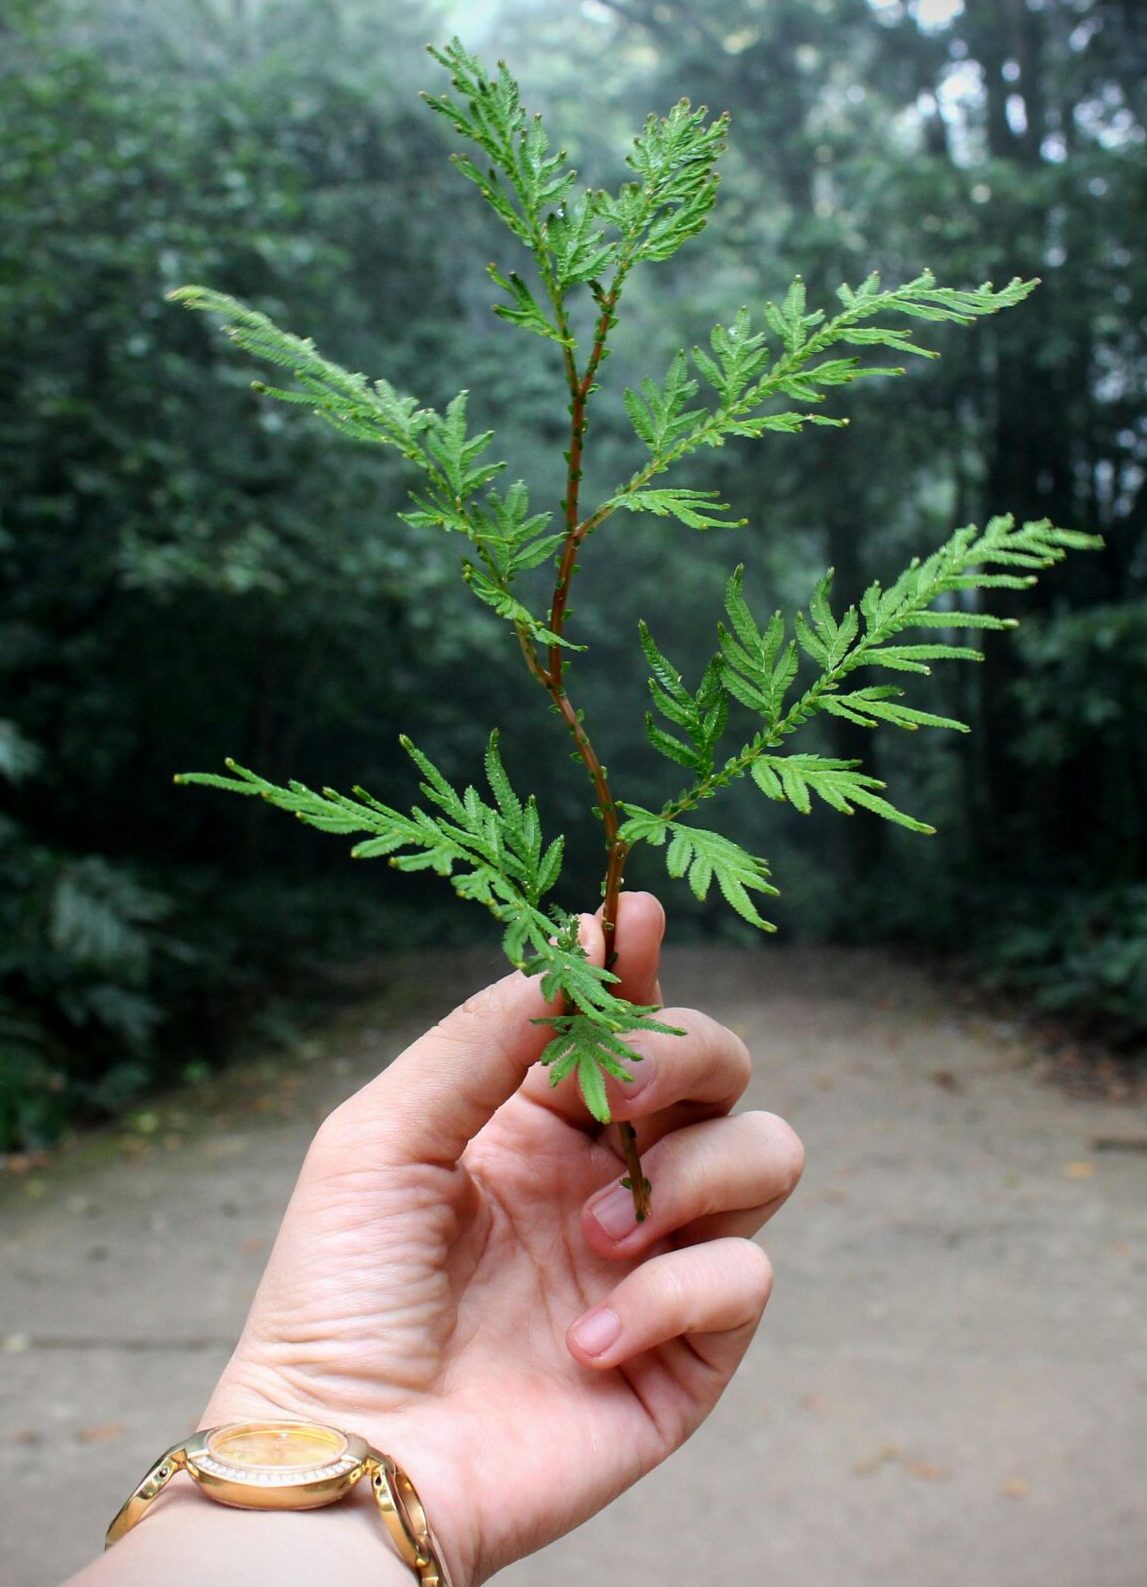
[369,1453,452,1587]
[104,1427,451,1586]
[105,1441,187,1546]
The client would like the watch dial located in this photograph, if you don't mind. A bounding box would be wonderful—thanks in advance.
[205,1421,350,1476]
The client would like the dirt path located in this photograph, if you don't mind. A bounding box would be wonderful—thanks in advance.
[3,946,1145,1587]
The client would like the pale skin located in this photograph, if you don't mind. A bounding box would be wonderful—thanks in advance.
[70,892,804,1587]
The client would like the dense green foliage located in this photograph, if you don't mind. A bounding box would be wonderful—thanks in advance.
[1,0,1143,1149]
[1,0,501,1147]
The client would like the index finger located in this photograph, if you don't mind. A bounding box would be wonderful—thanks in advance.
[320,893,667,1166]
[324,946,587,1168]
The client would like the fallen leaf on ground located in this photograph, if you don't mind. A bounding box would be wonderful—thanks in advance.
[2,1153,48,1175]
[77,1423,124,1444]
[904,1460,952,1482]
[1063,1161,1096,1180]
[853,1443,901,1475]
[1000,1476,1031,1499]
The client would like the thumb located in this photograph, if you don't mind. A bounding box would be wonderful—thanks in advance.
[333,916,603,1167]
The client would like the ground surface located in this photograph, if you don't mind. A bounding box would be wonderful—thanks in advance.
[2,944,1146,1587]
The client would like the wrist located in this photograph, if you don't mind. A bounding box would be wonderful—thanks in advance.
[197,1370,471,1587]
[69,1481,415,1587]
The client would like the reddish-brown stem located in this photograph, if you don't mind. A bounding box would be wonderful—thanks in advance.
[547,287,618,683]
[523,281,649,1219]
[541,287,626,928]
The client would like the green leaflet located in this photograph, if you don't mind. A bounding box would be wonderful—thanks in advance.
[750,755,934,834]
[462,565,585,650]
[639,624,727,777]
[620,516,1100,905]
[178,736,679,1114]
[618,807,778,931]
[614,488,745,532]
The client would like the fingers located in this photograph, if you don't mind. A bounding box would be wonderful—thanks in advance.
[316,893,667,1169]
[519,892,672,1124]
[582,1111,804,1255]
[567,1238,773,1376]
[604,1010,752,1147]
[314,919,598,1168]
[521,1005,750,1132]
[567,1106,801,1377]
[602,890,665,1006]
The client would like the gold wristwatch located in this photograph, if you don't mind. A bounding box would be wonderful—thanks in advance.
[105,1418,452,1586]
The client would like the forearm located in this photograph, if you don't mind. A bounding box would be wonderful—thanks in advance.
[62,1487,416,1587]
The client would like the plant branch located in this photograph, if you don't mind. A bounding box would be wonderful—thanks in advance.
[522,273,645,1215]
[534,278,630,948]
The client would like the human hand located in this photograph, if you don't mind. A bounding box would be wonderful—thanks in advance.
[201,893,804,1585]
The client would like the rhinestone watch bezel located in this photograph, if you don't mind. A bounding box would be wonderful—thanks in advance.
[184,1420,371,1510]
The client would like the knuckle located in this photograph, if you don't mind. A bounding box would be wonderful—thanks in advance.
[305,1096,382,1179]
[304,1103,355,1173]
[749,1110,805,1196]
[651,1256,690,1319]
[310,1098,350,1151]
[740,1239,774,1314]
[431,1000,486,1048]
[656,1007,752,1099]
[776,1117,807,1194]
[706,1238,773,1329]
[723,1028,753,1094]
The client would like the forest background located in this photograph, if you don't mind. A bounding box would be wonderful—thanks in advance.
[2,0,1144,1150]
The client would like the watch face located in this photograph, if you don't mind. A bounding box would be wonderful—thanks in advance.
[188,1421,367,1507]
[204,1422,353,1482]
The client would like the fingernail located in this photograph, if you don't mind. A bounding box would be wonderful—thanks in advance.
[591,1182,638,1241]
[571,1306,621,1358]
[576,913,595,950]
[617,1041,653,1092]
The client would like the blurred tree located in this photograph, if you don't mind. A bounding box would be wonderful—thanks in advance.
[476,0,1147,967]
[0,0,521,1145]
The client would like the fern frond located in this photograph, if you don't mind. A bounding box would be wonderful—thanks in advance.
[585,273,1044,537]
[619,807,778,930]
[614,488,744,531]
[750,754,933,833]
[639,624,728,777]
[424,40,580,254]
[178,739,682,1122]
[593,99,728,265]
[169,287,438,458]
[615,516,1102,904]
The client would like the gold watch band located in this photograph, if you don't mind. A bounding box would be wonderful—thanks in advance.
[105,1441,188,1547]
[369,1452,452,1587]
[104,1423,451,1587]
